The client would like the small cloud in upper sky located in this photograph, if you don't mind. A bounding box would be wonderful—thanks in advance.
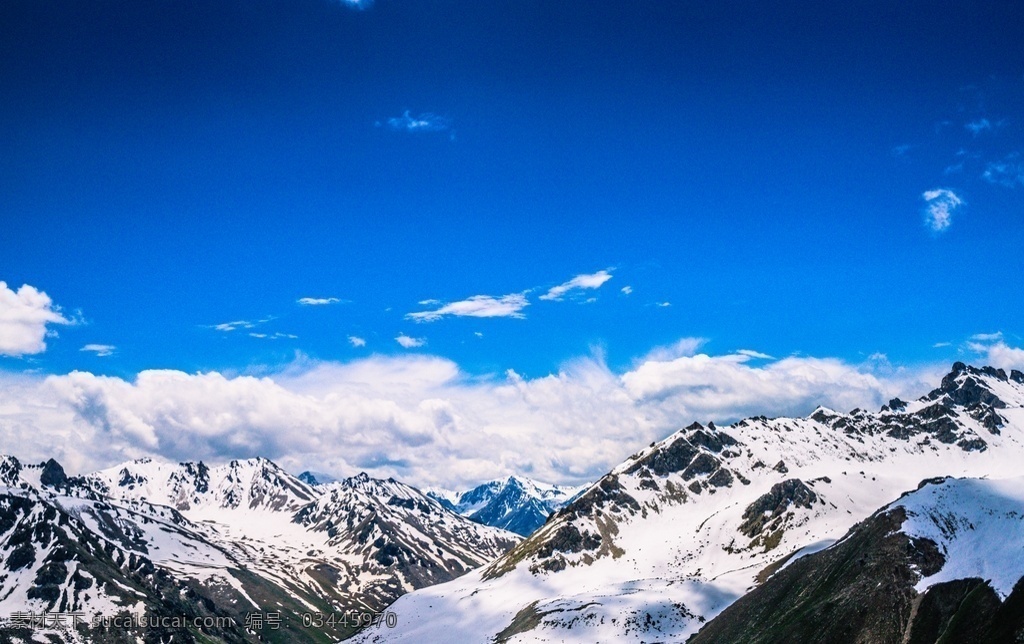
[474,332,484,338]
[656,301,671,307]
[396,334,426,348]
[213,320,254,332]
[249,332,298,340]
[540,270,613,301]
[0,281,72,357]
[80,344,116,357]
[341,0,373,9]
[736,349,773,360]
[621,285,633,295]
[933,341,952,348]
[407,293,529,322]
[965,118,993,135]
[921,188,963,233]
[298,297,343,306]
[348,336,367,348]
[385,111,451,133]
[982,154,1024,188]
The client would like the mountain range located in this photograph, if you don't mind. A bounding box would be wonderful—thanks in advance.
[3,362,1024,643]
[427,476,583,536]
[0,456,518,642]
[351,363,1024,643]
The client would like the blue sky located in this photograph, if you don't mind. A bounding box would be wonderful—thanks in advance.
[1,1,1023,485]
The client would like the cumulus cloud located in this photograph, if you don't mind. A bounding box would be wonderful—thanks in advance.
[80,344,116,357]
[395,334,426,348]
[0,343,965,489]
[386,111,451,133]
[0,281,72,357]
[922,188,963,233]
[297,297,343,306]
[539,270,613,301]
[348,336,367,348]
[407,293,529,322]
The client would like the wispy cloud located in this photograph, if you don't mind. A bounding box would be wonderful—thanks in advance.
[297,297,343,306]
[341,0,373,9]
[539,270,613,301]
[970,331,1003,342]
[933,342,952,348]
[921,188,963,233]
[982,154,1024,188]
[210,316,274,332]
[0,281,72,357]
[212,320,255,332]
[348,336,367,348]
[80,344,116,357]
[965,118,993,135]
[656,301,671,307]
[396,334,426,348]
[891,144,912,158]
[408,294,529,322]
[385,111,451,133]
[249,332,298,340]
[621,285,633,295]
[737,349,773,359]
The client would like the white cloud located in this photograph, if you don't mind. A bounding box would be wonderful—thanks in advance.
[971,332,1003,342]
[212,320,255,332]
[539,270,613,301]
[80,344,116,357]
[407,293,529,322]
[348,336,367,348]
[249,332,298,340]
[386,111,451,133]
[396,334,426,348]
[656,301,671,307]
[922,188,963,233]
[0,281,71,357]
[341,0,372,9]
[0,342,961,489]
[297,297,342,306]
[933,342,952,348]
[736,349,773,360]
[641,337,706,363]
[968,340,1024,371]
[621,286,633,295]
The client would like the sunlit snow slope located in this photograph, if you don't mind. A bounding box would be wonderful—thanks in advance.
[355,363,1024,643]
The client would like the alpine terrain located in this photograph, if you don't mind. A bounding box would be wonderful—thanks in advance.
[352,363,1024,643]
[427,477,583,536]
[0,457,518,642]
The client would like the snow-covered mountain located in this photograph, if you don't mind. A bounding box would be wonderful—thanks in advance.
[427,476,583,536]
[353,363,1024,643]
[0,456,519,642]
[690,475,1024,643]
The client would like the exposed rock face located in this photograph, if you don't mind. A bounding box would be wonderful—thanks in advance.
[739,479,818,538]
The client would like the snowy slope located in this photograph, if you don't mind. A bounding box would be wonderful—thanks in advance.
[353,363,1024,643]
[0,456,520,642]
[428,476,584,536]
[688,475,1024,643]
